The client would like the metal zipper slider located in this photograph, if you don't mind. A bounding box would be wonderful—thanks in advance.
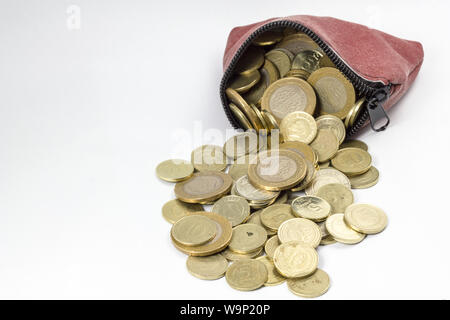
[367,86,390,132]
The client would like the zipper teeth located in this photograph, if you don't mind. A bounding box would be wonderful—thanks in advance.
[220,19,383,135]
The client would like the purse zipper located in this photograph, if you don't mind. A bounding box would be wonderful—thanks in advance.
[219,19,391,135]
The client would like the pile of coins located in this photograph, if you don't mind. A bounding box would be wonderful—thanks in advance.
[156,28,388,298]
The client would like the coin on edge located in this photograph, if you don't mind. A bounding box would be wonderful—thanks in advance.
[344,203,388,234]
[186,254,229,280]
[325,213,365,244]
[291,195,331,222]
[171,215,217,246]
[212,195,250,227]
[278,218,322,248]
[287,268,330,298]
[273,241,319,278]
[162,199,203,224]
[156,159,194,182]
[316,183,354,214]
[256,256,286,286]
[229,103,253,130]
[226,259,268,291]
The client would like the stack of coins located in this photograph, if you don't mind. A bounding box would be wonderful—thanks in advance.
[156,28,388,298]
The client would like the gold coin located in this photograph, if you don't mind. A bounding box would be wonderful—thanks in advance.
[228,69,261,94]
[248,149,307,191]
[234,46,265,74]
[273,191,289,205]
[261,110,279,130]
[250,103,269,132]
[260,204,296,231]
[171,215,217,246]
[221,246,263,261]
[191,145,227,172]
[265,49,292,77]
[161,199,203,224]
[287,268,330,298]
[285,69,311,81]
[291,196,331,222]
[292,50,323,74]
[226,88,263,130]
[261,78,317,123]
[229,103,253,130]
[228,155,254,181]
[340,139,368,151]
[320,235,337,246]
[223,131,260,160]
[349,166,379,189]
[291,159,315,192]
[246,210,277,236]
[174,171,233,204]
[348,97,366,128]
[262,59,281,84]
[278,218,322,248]
[264,235,280,259]
[305,167,351,196]
[318,221,329,238]
[235,175,279,203]
[228,223,267,254]
[186,254,228,280]
[243,60,279,105]
[325,213,365,244]
[344,203,388,234]
[310,129,339,162]
[212,195,250,227]
[316,114,346,145]
[280,111,317,144]
[171,211,232,256]
[276,33,319,55]
[316,183,354,214]
[156,159,194,182]
[256,256,285,286]
[308,67,356,119]
[279,141,316,164]
[253,31,283,46]
[273,241,319,278]
[320,54,336,68]
[319,161,330,169]
[272,48,294,62]
[225,259,268,291]
[331,147,372,176]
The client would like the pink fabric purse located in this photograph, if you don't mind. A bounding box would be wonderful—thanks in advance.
[220,15,424,135]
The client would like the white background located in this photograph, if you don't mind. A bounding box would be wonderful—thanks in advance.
[0,0,449,299]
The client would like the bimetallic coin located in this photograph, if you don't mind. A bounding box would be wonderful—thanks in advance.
[228,69,261,94]
[226,259,268,291]
[212,195,250,227]
[156,159,194,182]
[248,149,307,191]
[253,31,284,46]
[344,203,388,234]
[229,103,253,130]
[280,111,317,144]
[292,50,323,74]
[174,171,233,204]
[221,246,263,261]
[161,199,203,224]
[305,168,351,196]
[325,213,365,244]
[331,147,372,176]
[191,145,227,172]
[287,268,330,298]
[316,183,354,214]
[260,204,296,231]
[171,215,217,246]
[316,114,346,144]
[278,218,322,248]
[171,212,233,256]
[261,78,317,123]
[340,139,368,151]
[228,223,267,254]
[349,166,379,189]
[291,196,331,222]
[256,256,286,286]
[273,241,319,278]
[308,67,356,119]
[246,209,277,236]
[291,159,315,192]
[235,175,279,203]
[223,131,260,160]
[265,49,292,77]
[234,46,265,74]
[186,254,228,280]
[310,129,339,162]
[264,235,280,259]
[279,141,316,164]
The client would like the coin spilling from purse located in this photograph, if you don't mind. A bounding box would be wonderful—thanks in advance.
[156,28,388,298]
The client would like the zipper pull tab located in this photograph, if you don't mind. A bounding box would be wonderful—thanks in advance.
[367,86,390,132]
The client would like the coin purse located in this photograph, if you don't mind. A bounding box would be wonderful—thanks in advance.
[220,15,424,135]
